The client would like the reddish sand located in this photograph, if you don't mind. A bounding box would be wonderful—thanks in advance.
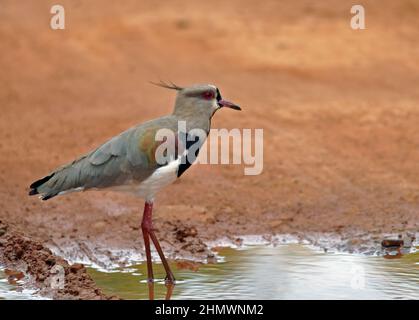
[0,0,418,298]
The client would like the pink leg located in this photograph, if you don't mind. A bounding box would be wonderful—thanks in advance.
[141,202,154,282]
[147,282,155,300]
[141,201,175,284]
[165,283,175,300]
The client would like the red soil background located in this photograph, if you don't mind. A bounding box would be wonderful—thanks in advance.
[0,0,418,296]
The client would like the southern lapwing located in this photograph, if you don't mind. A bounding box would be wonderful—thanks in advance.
[29,82,241,283]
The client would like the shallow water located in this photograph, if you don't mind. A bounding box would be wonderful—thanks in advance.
[0,244,417,299]
[0,269,41,300]
[87,244,419,300]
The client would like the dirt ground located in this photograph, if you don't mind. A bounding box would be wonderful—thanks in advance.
[0,0,418,298]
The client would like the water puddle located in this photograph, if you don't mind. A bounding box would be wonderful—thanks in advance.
[0,269,43,300]
[87,244,419,299]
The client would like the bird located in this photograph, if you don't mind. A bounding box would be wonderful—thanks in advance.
[28,82,241,284]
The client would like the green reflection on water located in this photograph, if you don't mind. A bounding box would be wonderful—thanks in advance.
[87,245,419,300]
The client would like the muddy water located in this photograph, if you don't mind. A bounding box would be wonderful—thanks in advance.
[87,244,419,300]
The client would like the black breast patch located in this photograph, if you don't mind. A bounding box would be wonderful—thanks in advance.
[177,134,202,177]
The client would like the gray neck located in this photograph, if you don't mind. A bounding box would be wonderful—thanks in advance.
[172,101,213,133]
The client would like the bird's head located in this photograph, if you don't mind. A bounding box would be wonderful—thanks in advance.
[152,81,241,119]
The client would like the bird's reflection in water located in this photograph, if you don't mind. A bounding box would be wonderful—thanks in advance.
[147,281,175,300]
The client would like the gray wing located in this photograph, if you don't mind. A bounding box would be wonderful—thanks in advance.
[29,116,178,200]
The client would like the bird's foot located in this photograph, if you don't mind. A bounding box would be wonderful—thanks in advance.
[164,275,176,285]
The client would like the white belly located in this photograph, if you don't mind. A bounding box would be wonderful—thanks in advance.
[104,157,183,200]
[136,159,180,200]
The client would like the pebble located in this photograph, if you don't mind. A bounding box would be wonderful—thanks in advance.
[381,239,403,248]
[4,269,25,281]
[0,227,7,237]
[70,263,85,273]
[45,257,56,266]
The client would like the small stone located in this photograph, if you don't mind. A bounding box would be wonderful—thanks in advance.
[207,254,217,264]
[0,227,7,237]
[45,257,56,266]
[381,239,403,248]
[70,263,85,273]
[5,269,24,281]
[234,238,243,246]
[15,247,24,259]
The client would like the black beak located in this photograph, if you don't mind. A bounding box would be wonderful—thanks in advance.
[218,99,241,111]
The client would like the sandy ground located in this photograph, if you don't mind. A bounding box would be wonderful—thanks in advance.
[1,0,419,298]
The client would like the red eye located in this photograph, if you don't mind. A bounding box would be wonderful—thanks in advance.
[202,91,214,100]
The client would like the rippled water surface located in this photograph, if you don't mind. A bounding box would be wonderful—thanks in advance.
[1,244,417,299]
[87,244,419,300]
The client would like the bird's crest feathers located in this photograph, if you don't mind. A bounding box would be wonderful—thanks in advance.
[150,80,183,91]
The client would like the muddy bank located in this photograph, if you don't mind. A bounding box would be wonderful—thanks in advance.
[0,221,116,299]
[1,218,416,299]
